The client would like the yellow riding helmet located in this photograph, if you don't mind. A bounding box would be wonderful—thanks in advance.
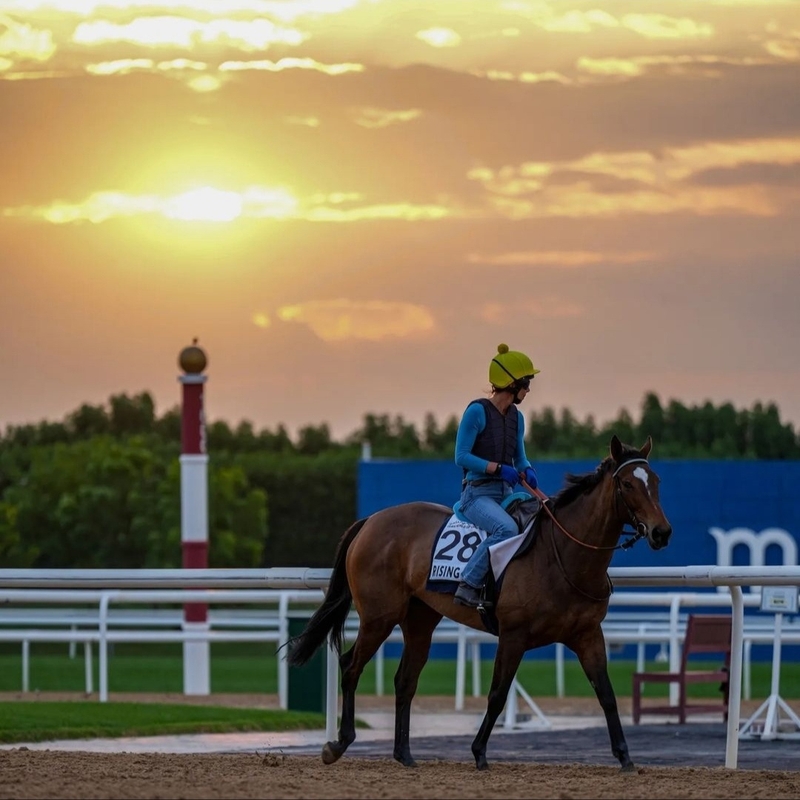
[489,343,540,389]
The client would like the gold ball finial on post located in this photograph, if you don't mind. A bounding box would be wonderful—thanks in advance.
[179,338,208,375]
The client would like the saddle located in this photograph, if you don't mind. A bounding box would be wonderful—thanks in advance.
[504,493,541,538]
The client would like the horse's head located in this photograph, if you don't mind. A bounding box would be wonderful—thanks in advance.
[609,435,672,550]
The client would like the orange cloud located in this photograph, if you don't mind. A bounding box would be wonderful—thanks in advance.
[468,137,800,218]
[2,188,451,224]
[474,68,572,84]
[219,57,364,75]
[2,187,297,223]
[416,28,462,48]
[80,55,363,90]
[480,298,582,322]
[352,107,422,128]
[277,300,436,342]
[0,15,56,61]
[621,13,713,39]
[577,53,773,78]
[507,6,712,40]
[6,0,361,20]
[72,16,308,51]
[467,250,659,266]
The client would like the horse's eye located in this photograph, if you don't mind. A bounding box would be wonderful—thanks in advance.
[622,480,633,490]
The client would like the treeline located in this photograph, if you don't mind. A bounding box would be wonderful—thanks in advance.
[0,391,797,571]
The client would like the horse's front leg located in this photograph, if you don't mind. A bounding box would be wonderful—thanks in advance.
[572,627,635,772]
[472,633,527,771]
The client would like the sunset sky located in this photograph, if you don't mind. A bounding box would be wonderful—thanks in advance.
[2,0,799,443]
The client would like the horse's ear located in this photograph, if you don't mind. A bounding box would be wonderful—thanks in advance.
[640,436,653,459]
[610,435,624,462]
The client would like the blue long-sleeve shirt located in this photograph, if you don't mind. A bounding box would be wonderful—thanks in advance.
[454,401,532,482]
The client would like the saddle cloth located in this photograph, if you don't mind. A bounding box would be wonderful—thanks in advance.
[426,494,539,593]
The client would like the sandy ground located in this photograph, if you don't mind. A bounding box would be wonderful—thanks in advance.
[3,751,800,800]
[0,692,795,800]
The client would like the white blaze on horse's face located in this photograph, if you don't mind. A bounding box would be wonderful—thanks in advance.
[632,466,650,495]
[628,463,671,550]
[614,458,672,550]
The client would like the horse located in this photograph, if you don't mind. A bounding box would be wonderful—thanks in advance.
[286,435,672,771]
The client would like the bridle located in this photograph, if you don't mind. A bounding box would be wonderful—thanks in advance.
[521,457,653,603]
[523,456,652,553]
[611,457,651,551]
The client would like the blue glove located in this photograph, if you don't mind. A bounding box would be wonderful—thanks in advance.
[499,464,520,486]
[523,466,538,490]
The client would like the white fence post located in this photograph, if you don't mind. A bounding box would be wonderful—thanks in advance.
[455,624,467,711]
[325,636,338,742]
[99,592,111,702]
[725,586,745,769]
[555,643,565,698]
[471,640,481,698]
[84,641,93,695]
[668,595,682,706]
[21,640,29,693]
[277,593,289,710]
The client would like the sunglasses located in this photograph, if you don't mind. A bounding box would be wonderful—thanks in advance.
[518,376,534,390]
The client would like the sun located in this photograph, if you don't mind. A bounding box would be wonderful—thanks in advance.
[163,187,243,222]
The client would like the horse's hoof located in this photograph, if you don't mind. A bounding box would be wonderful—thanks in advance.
[321,742,343,765]
[620,763,637,774]
[475,757,489,771]
[394,754,417,768]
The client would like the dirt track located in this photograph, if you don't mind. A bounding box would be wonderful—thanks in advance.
[2,751,800,800]
[1,693,798,800]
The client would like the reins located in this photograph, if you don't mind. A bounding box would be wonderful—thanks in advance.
[521,480,613,602]
[521,461,649,553]
[516,458,653,602]
[518,458,651,603]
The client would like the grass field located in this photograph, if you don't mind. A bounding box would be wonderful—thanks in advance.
[0,702,326,743]
[1,642,797,700]
[1,642,798,744]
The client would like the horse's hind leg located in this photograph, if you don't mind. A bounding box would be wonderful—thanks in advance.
[393,599,442,767]
[571,628,635,772]
[322,618,395,765]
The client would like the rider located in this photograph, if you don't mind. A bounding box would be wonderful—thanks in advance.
[453,343,541,608]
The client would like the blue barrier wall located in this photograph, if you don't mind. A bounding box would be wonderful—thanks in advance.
[358,458,800,570]
[358,458,800,663]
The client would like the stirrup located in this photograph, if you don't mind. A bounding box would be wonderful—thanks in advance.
[454,583,482,608]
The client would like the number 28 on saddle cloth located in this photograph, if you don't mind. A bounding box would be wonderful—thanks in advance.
[425,493,541,594]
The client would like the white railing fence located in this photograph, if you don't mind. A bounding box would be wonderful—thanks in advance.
[0,589,325,706]
[2,566,800,769]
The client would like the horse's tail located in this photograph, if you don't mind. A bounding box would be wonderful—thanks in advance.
[284,516,368,667]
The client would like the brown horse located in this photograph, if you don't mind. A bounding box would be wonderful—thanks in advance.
[286,435,672,771]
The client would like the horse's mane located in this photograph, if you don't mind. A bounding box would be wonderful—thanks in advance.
[550,444,643,511]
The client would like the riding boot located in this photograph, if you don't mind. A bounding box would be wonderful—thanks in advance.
[454,581,483,608]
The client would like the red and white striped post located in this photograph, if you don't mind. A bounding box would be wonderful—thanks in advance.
[178,339,210,695]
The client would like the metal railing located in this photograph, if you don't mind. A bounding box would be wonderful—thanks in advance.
[2,566,800,769]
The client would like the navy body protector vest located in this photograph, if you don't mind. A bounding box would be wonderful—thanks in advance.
[466,398,519,475]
